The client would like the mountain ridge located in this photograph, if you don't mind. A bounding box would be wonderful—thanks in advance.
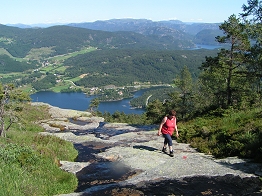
[5,18,222,45]
[68,18,220,35]
[68,19,222,44]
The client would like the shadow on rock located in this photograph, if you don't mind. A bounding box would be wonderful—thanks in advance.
[74,142,113,162]
[133,145,158,152]
[87,174,262,196]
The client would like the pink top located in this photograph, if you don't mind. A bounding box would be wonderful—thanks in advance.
[161,116,176,135]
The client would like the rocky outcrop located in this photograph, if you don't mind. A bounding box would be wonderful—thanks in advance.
[33,103,262,195]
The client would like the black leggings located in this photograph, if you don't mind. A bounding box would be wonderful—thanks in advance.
[163,133,172,146]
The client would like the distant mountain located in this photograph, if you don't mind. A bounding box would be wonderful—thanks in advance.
[194,29,223,45]
[68,19,220,35]
[4,19,223,48]
[5,23,32,28]
[5,23,68,28]
[68,19,222,45]
[0,24,195,58]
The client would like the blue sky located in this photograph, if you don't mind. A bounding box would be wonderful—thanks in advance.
[1,0,248,24]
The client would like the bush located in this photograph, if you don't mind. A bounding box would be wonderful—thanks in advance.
[177,107,262,162]
[0,143,40,167]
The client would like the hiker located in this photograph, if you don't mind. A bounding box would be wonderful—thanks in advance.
[157,110,179,157]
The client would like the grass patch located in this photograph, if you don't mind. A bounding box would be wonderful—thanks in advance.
[0,103,79,195]
[67,77,81,82]
[0,72,27,79]
[0,37,13,44]
[49,47,96,62]
[0,47,25,62]
[25,47,55,61]
[51,85,72,92]
[0,48,13,57]
[40,65,58,73]
[53,65,68,72]
[40,65,68,75]
[50,79,83,92]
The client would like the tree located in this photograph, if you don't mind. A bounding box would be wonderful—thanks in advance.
[241,0,262,98]
[88,98,100,113]
[146,99,166,124]
[241,0,262,23]
[198,56,231,110]
[199,15,251,109]
[173,66,194,118]
[0,83,31,137]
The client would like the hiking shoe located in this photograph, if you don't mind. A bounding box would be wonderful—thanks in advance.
[170,151,174,157]
[162,147,167,153]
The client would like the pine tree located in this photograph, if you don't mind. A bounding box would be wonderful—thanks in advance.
[173,66,194,118]
[199,15,250,109]
[241,0,262,98]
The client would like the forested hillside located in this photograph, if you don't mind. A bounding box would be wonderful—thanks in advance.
[0,54,36,73]
[194,29,223,45]
[64,49,218,87]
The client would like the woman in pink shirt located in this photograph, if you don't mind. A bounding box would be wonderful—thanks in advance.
[157,110,179,157]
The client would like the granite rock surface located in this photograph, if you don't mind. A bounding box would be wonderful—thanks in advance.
[32,103,262,195]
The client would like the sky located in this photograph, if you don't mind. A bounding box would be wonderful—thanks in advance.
[1,0,248,25]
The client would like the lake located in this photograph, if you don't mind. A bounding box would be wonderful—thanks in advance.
[30,90,146,114]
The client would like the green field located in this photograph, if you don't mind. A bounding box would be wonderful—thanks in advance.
[0,72,28,79]
[49,47,96,62]
[25,47,55,61]
[0,48,12,56]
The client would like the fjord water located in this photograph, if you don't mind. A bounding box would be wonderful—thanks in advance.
[30,90,146,114]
